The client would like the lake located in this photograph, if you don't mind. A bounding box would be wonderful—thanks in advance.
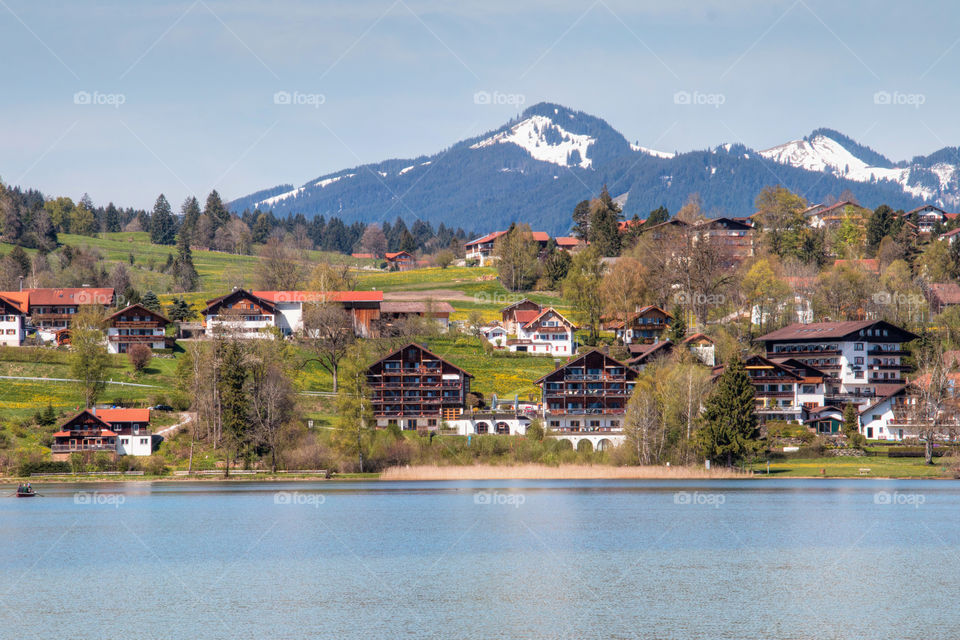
[1,479,958,639]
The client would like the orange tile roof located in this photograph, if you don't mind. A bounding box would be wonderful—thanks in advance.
[252,290,383,303]
[513,310,540,325]
[21,288,114,307]
[0,291,29,313]
[96,408,151,423]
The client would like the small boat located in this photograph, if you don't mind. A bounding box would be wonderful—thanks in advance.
[15,486,36,498]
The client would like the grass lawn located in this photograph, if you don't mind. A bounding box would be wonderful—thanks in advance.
[751,456,955,478]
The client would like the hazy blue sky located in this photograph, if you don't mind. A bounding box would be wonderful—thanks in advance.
[2,0,958,210]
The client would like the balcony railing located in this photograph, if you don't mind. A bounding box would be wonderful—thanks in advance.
[51,443,115,453]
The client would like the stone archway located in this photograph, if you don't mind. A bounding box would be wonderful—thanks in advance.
[596,438,613,452]
[576,439,593,453]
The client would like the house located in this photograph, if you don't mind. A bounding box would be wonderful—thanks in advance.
[253,290,382,338]
[51,410,118,461]
[857,386,908,441]
[695,217,755,263]
[926,283,960,314]
[480,323,508,347]
[464,230,551,265]
[385,251,416,271]
[904,204,958,236]
[500,299,543,333]
[755,320,918,408]
[203,289,278,338]
[0,287,115,343]
[683,333,716,366]
[0,293,27,346]
[96,408,153,456]
[204,289,383,338]
[804,201,869,229]
[379,301,455,332]
[554,236,583,251]
[507,307,576,356]
[804,405,846,434]
[536,349,638,447]
[626,340,674,369]
[605,306,672,345]
[105,304,169,354]
[366,343,473,430]
[939,227,960,245]
[713,355,828,424]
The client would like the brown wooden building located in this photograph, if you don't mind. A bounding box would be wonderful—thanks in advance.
[366,343,473,430]
[51,410,118,461]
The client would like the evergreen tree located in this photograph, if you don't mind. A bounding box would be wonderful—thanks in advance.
[171,230,199,292]
[104,202,120,233]
[695,357,758,466]
[399,229,416,253]
[866,204,895,255]
[217,339,249,476]
[645,205,670,227]
[589,185,622,257]
[668,308,686,342]
[842,403,859,436]
[167,297,195,322]
[141,290,162,312]
[180,196,201,241]
[252,213,271,244]
[204,190,231,230]
[571,199,591,240]
[149,194,176,245]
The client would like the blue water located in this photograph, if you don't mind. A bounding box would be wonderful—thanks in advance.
[1,479,959,639]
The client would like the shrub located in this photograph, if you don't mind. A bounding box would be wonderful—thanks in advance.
[16,459,70,477]
[143,455,168,476]
[127,344,152,373]
[0,430,11,449]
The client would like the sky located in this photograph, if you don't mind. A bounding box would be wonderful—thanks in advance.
[2,0,959,211]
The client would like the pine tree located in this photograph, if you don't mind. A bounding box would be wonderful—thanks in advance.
[180,196,201,241]
[171,230,199,292]
[646,205,670,227]
[866,204,894,256]
[668,309,686,342]
[217,339,249,477]
[252,213,271,244]
[695,357,758,466]
[842,403,859,436]
[166,297,195,322]
[150,194,176,245]
[571,200,591,240]
[141,290,161,312]
[204,190,231,231]
[104,202,120,233]
[589,185,623,257]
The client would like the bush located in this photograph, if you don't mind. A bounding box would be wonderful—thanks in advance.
[92,451,115,472]
[16,459,70,477]
[169,392,191,411]
[143,455,168,476]
[127,344,152,373]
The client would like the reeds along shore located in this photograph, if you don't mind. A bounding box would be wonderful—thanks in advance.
[379,464,751,481]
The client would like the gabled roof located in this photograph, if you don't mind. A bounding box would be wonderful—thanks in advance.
[696,217,754,231]
[380,301,455,314]
[939,228,960,239]
[513,309,541,326]
[681,332,714,346]
[523,307,575,329]
[96,408,151,423]
[106,303,170,325]
[465,231,508,247]
[627,340,674,365]
[21,288,114,308]
[534,349,637,384]
[204,289,277,314]
[0,291,29,313]
[368,342,474,378]
[59,409,112,433]
[755,320,918,343]
[252,290,383,303]
[385,251,413,260]
[928,283,960,306]
[858,385,907,415]
[501,298,541,314]
[741,354,805,380]
[0,294,25,315]
[904,204,951,217]
[605,305,673,329]
[554,236,582,247]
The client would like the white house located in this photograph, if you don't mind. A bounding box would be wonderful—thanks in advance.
[105,304,168,354]
[0,294,26,347]
[96,408,155,456]
[507,308,576,356]
[481,324,508,347]
[858,387,908,441]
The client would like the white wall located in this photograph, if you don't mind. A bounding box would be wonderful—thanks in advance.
[0,314,24,346]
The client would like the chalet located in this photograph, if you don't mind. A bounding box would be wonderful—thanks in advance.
[683,333,716,366]
[253,290,382,338]
[536,349,638,439]
[385,251,416,271]
[96,408,153,456]
[51,410,119,461]
[379,301,454,332]
[105,304,169,354]
[507,307,576,356]
[904,204,958,236]
[0,293,27,346]
[626,340,674,369]
[939,227,960,245]
[554,236,583,251]
[366,343,473,430]
[804,201,869,229]
[204,289,277,338]
[804,405,846,434]
[0,287,115,343]
[857,386,908,441]
[926,283,960,314]
[605,306,672,345]
[501,299,543,333]
[480,323,508,347]
[755,320,918,408]
[695,217,755,263]
[713,355,828,424]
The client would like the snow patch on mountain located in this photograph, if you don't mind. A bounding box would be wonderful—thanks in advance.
[256,173,356,207]
[759,134,947,202]
[471,115,595,169]
[630,143,675,159]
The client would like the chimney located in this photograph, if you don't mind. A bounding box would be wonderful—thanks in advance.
[553,358,561,370]
[18,275,23,292]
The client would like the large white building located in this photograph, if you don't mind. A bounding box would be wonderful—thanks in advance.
[105,304,168,354]
[0,294,26,347]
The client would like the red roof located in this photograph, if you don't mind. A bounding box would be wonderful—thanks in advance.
[530,232,549,242]
[384,251,413,260]
[513,310,540,326]
[929,283,960,305]
[0,291,29,313]
[21,288,114,307]
[617,219,646,231]
[96,408,151,423]
[833,259,880,274]
[554,236,580,247]
[465,231,508,247]
[252,290,383,303]
[106,304,170,325]
[351,253,376,259]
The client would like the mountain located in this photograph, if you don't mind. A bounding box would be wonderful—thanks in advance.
[230,103,959,235]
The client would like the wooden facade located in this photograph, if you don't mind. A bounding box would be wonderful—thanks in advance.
[51,411,118,461]
[537,350,638,432]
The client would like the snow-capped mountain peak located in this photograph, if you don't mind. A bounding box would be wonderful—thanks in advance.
[470,114,595,169]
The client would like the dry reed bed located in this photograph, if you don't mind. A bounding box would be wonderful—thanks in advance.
[380,464,750,481]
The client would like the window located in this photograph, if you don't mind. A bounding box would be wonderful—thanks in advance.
[855,343,864,351]
[855,357,864,365]
[549,420,560,427]
[140,438,148,445]
[609,420,619,427]
[873,414,881,421]
[121,438,129,445]
[569,421,580,427]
